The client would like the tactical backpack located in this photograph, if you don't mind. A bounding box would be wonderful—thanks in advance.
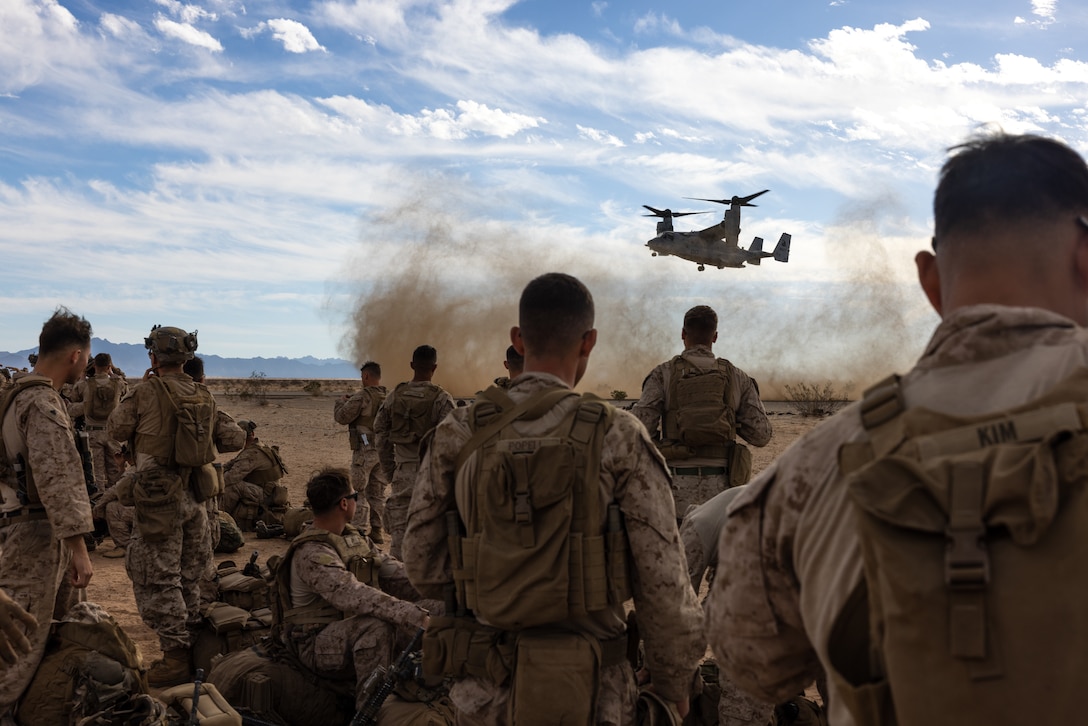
[831,368,1088,725]
[388,383,443,446]
[449,386,631,630]
[246,443,288,486]
[85,376,122,421]
[17,601,164,726]
[142,376,218,468]
[661,356,736,459]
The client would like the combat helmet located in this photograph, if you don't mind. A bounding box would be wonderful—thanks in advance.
[144,325,198,365]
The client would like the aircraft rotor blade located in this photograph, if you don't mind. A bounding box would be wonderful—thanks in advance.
[684,189,771,207]
[642,206,709,218]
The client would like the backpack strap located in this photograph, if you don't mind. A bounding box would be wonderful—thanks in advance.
[839,374,906,475]
[454,387,577,474]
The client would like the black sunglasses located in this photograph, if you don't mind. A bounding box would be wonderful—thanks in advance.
[340,491,359,503]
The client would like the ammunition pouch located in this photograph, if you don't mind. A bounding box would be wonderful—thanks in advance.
[729,441,752,487]
[132,469,184,542]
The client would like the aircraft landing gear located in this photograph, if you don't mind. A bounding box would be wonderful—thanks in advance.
[697,264,705,271]
[651,252,657,257]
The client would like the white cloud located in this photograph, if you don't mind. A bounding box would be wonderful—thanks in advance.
[154,16,223,51]
[577,124,624,147]
[265,18,326,53]
[1032,0,1057,20]
[592,2,607,18]
[153,0,217,24]
[99,13,144,40]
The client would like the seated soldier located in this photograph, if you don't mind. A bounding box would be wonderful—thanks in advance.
[275,468,433,712]
[221,420,288,530]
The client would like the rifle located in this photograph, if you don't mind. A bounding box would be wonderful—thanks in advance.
[243,550,261,578]
[190,667,204,726]
[349,628,424,726]
[75,429,98,500]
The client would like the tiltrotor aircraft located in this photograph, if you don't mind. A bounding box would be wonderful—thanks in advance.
[643,189,791,271]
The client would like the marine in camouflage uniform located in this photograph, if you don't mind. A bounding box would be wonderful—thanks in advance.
[221,421,287,531]
[108,326,244,686]
[280,469,431,710]
[633,306,772,522]
[707,134,1088,726]
[333,362,389,540]
[374,346,454,559]
[0,309,94,711]
[66,353,127,491]
[679,487,775,726]
[404,274,704,725]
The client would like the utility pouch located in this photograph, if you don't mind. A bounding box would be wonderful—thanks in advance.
[509,631,600,726]
[421,616,511,686]
[729,442,752,487]
[192,463,224,503]
[348,425,361,452]
[133,470,183,542]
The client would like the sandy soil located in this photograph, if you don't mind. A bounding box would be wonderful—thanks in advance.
[85,388,821,663]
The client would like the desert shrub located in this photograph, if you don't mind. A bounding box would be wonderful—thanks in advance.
[239,371,270,406]
[783,381,850,417]
[610,389,628,401]
[303,380,322,396]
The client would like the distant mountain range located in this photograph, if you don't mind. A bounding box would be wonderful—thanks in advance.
[1,338,358,379]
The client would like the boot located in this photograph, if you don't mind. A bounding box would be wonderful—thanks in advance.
[147,648,191,687]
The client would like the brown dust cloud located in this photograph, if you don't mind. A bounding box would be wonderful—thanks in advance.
[338,183,935,401]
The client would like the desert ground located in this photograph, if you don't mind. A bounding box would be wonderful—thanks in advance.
[86,382,825,664]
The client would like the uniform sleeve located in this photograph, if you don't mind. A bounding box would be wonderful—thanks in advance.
[705,464,820,702]
[402,412,466,600]
[107,387,139,443]
[294,542,427,630]
[214,410,246,453]
[223,448,258,486]
[732,368,772,447]
[631,365,665,436]
[606,412,704,703]
[433,392,454,430]
[334,392,366,425]
[374,395,395,478]
[20,393,93,540]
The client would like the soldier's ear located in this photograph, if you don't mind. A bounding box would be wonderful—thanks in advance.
[915,250,942,316]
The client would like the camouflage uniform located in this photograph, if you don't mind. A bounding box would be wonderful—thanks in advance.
[374,381,454,559]
[287,528,431,709]
[333,387,389,535]
[107,373,244,653]
[707,306,1088,726]
[633,344,772,521]
[220,440,285,531]
[67,374,127,490]
[403,372,705,725]
[679,486,774,726]
[0,374,94,709]
[92,480,134,549]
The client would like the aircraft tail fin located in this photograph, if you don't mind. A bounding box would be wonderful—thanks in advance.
[773,233,791,263]
[749,237,764,265]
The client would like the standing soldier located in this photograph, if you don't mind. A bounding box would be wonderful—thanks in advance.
[333,361,388,542]
[374,346,453,559]
[68,352,127,491]
[633,305,772,523]
[108,325,245,686]
[0,308,94,713]
[403,273,705,724]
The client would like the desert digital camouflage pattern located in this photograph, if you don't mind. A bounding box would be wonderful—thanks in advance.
[403,372,704,725]
[707,306,1088,726]
[334,386,390,535]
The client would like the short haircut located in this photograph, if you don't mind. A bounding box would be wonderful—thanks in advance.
[93,353,112,368]
[183,356,205,382]
[360,361,381,378]
[518,273,594,357]
[683,305,718,345]
[38,307,92,357]
[935,132,1088,243]
[306,467,353,515]
[412,345,438,367]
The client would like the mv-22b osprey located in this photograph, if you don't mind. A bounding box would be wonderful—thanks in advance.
[643,189,790,271]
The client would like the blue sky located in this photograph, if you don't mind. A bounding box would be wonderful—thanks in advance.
[2,0,1087,394]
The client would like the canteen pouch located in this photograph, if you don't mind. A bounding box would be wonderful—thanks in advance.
[133,469,183,542]
[192,463,224,503]
[509,631,599,726]
[729,442,752,487]
[421,616,511,686]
